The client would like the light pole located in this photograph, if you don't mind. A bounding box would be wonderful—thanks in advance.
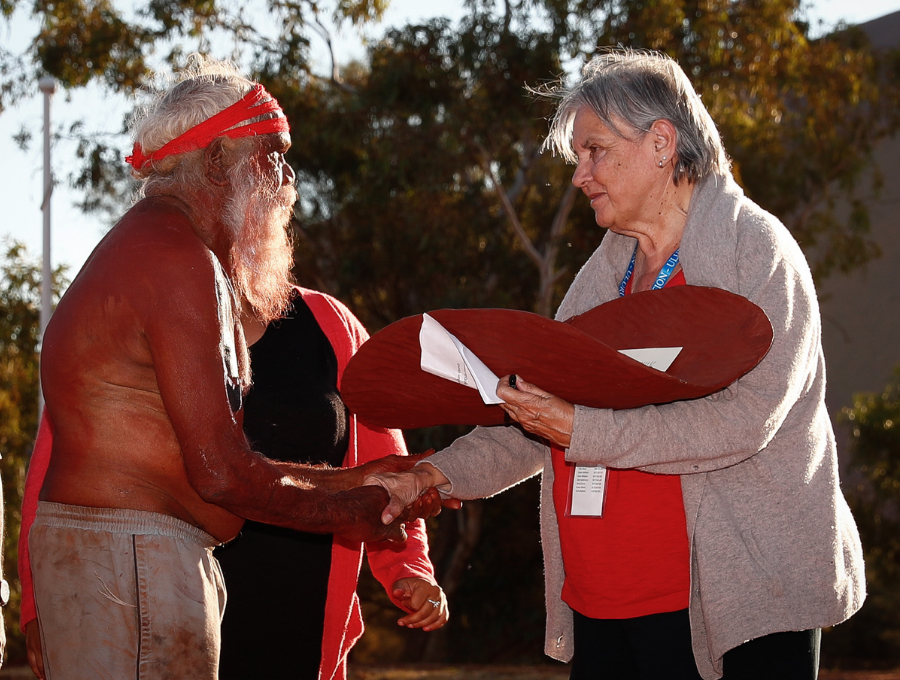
[38,75,57,416]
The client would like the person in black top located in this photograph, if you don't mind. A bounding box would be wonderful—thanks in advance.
[216,289,448,680]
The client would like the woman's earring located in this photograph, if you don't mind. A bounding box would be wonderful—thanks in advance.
[658,156,667,168]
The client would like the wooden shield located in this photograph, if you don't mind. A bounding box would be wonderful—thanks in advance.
[341,286,773,430]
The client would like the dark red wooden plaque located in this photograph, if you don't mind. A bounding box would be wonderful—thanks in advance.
[342,286,773,429]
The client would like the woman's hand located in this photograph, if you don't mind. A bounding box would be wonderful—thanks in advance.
[393,486,452,524]
[496,375,575,449]
[25,619,45,680]
[392,578,449,631]
[364,462,452,524]
[326,451,435,490]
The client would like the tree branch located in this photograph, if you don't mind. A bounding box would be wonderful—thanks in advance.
[479,151,543,271]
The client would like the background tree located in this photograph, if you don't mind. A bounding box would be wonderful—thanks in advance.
[0,242,67,665]
[0,0,389,110]
[823,368,900,669]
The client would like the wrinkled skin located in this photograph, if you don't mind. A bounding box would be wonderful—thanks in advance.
[495,374,574,448]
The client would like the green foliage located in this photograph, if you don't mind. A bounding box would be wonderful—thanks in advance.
[824,368,900,667]
[0,241,67,665]
[70,129,137,219]
[34,0,151,90]
[285,0,899,323]
[285,9,600,324]
[0,0,388,113]
[2,0,394,229]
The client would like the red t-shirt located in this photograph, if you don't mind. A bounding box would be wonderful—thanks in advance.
[551,269,690,619]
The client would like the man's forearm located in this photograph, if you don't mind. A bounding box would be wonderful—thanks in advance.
[270,461,363,492]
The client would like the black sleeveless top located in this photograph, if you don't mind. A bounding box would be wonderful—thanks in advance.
[216,292,349,680]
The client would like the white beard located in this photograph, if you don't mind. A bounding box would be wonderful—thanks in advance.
[223,159,298,324]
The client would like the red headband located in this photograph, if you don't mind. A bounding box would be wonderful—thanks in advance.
[126,83,290,170]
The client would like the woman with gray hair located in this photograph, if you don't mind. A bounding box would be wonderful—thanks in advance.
[368,49,865,679]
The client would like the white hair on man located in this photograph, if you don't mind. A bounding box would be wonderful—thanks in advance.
[126,54,296,323]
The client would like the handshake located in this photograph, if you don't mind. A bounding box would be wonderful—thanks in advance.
[333,452,458,544]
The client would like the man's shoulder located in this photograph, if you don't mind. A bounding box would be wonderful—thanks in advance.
[95,198,216,278]
[67,197,221,321]
[118,197,210,256]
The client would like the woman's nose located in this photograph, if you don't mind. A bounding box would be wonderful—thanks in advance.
[571,161,590,188]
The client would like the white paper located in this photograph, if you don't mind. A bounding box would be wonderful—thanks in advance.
[419,313,504,405]
[570,464,608,516]
[617,346,682,372]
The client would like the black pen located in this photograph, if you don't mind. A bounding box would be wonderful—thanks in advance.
[509,374,518,390]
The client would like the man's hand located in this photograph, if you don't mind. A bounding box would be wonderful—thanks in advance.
[392,578,449,631]
[331,484,455,542]
[330,485,413,543]
[496,374,575,448]
[393,487,461,524]
[25,619,44,680]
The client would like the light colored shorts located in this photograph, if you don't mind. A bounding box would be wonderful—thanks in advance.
[30,501,226,680]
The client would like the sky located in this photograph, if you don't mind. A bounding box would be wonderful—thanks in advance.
[1,0,899,278]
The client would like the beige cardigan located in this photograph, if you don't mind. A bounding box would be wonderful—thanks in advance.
[428,172,866,679]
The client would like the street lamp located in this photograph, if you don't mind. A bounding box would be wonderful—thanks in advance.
[38,75,57,416]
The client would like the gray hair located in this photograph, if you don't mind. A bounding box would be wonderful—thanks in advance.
[544,49,729,184]
[130,54,257,196]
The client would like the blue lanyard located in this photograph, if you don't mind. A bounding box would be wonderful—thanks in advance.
[618,244,680,297]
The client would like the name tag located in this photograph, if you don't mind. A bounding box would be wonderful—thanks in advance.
[567,464,608,517]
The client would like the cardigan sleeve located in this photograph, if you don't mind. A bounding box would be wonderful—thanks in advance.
[427,424,546,500]
[19,410,53,631]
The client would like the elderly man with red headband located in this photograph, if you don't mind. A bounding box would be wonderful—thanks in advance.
[24,56,441,679]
